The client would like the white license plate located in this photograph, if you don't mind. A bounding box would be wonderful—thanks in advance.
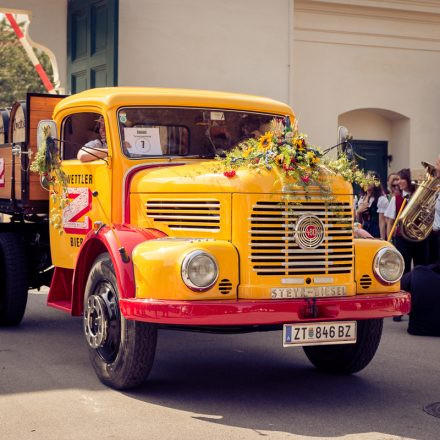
[283,321,357,347]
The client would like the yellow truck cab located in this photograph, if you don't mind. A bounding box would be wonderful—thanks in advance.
[0,88,410,390]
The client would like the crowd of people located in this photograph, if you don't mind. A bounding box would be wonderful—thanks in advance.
[355,159,439,267]
[355,155,440,335]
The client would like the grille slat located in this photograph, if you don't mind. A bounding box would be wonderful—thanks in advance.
[149,215,220,221]
[255,267,354,273]
[250,254,353,260]
[360,274,373,289]
[146,199,221,231]
[249,200,353,276]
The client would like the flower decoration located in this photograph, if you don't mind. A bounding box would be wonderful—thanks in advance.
[219,118,379,192]
[30,124,68,234]
[219,119,324,189]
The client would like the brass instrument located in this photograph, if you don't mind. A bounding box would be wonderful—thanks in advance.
[399,161,440,242]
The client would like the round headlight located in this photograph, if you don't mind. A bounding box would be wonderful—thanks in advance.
[373,247,404,284]
[181,250,218,291]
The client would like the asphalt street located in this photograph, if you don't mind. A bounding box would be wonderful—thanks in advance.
[0,290,439,440]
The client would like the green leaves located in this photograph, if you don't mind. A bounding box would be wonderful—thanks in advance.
[0,19,54,107]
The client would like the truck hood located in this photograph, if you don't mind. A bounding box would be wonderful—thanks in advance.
[129,161,353,195]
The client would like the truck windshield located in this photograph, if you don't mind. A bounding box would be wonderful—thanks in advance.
[117,107,283,158]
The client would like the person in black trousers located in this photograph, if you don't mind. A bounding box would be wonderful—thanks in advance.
[385,168,430,322]
[384,168,429,274]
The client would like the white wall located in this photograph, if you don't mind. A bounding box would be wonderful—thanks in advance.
[338,109,411,173]
[339,110,392,142]
[119,0,293,103]
[0,0,67,92]
[293,0,440,170]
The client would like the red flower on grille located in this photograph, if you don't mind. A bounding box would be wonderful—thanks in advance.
[301,175,310,184]
[224,170,236,178]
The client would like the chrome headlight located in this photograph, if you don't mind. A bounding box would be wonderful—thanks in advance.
[181,250,218,291]
[373,247,404,284]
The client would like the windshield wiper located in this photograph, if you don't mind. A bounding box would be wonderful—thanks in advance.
[183,155,215,159]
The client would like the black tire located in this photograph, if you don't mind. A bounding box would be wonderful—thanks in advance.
[83,253,157,390]
[303,319,383,374]
[0,232,29,326]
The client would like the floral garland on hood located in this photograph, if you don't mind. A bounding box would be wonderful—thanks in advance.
[219,118,378,192]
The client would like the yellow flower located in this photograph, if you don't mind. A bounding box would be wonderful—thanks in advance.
[243,147,253,158]
[259,132,273,151]
[275,154,284,164]
[294,137,305,151]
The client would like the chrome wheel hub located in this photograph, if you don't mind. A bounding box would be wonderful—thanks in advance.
[84,294,108,349]
[83,280,121,363]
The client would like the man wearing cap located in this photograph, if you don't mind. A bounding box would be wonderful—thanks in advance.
[77,116,108,162]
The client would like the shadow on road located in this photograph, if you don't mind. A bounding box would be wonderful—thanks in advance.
[126,327,434,439]
[1,293,439,439]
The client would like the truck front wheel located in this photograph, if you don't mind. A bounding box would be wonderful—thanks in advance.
[83,253,157,390]
[0,232,28,326]
[303,319,383,374]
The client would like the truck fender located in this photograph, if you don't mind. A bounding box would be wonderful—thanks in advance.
[71,225,166,316]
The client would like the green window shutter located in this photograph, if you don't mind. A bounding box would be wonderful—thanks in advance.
[67,0,118,93]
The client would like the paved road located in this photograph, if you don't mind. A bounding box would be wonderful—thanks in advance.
[0,291,439,440]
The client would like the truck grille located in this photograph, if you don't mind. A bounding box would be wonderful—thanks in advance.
[249,201,353,275]
[146,199,220,231]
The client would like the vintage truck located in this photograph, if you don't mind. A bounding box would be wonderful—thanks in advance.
[0,88,410,389]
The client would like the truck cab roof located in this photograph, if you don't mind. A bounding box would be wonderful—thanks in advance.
[53,87,295,118]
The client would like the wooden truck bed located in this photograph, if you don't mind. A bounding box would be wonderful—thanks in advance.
[0,93,65,217]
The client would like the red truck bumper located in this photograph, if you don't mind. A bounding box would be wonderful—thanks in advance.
[119,291,410,326]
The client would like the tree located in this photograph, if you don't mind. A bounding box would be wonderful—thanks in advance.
[0,18,54,108]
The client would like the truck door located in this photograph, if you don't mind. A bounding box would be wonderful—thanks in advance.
[49,111,112,269]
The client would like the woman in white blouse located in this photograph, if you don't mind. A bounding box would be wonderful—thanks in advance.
[356,181,388,239]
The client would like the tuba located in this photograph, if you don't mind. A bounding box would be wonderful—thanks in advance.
[399,161,440,241]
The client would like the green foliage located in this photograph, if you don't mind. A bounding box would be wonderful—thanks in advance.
[0,18,54,108]
[30,124,68,234]
[218,119,379,194]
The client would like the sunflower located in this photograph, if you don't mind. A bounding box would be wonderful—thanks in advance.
[275,153,284,165]
[243,146,253,158]
[294,137,306,151]
[258,132,273,151]
[306,151,315,161]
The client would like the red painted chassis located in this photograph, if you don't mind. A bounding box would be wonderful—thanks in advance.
[119,292,410,326]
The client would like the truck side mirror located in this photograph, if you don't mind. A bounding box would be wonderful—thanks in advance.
[37,120,58,148]
[337,125,354,160]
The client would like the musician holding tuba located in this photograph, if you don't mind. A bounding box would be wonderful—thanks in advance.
[384,168,429,274]
[431,155,440,264]
[398,155,440,336]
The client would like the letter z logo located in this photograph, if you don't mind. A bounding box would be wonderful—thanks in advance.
[62,187,92,235]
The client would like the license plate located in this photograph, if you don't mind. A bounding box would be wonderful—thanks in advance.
[271,285,346,299]
[283,321,357,347]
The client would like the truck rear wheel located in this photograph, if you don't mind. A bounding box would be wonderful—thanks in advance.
[83,253,157,390]
[0,232,28,326]
[303,319,383,374]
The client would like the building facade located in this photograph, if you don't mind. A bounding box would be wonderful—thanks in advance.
[2,0,439,177]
